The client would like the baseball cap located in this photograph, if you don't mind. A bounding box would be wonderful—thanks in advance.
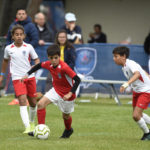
[65,12,76,22]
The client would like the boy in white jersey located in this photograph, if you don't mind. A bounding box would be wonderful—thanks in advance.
[0,24,40,133]
[113,46,150,140]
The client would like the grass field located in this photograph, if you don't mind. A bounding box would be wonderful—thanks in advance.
[0,95,150,150]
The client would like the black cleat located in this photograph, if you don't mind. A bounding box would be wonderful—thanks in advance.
[141,132,150,140]
[60,128,74,138]
[28,132,34,137]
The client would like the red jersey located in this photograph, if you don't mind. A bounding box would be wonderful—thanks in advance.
[41,60,76,100]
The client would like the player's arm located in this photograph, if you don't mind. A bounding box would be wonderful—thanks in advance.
[22,63,42,81]
[63,75,81,100]
[34,58,40,65]
[120,71,140,93]
[0,59,9,86]
[27,63,42,75]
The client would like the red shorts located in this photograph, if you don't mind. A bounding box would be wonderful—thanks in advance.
[132,91,150,109]
[12,77,37,97]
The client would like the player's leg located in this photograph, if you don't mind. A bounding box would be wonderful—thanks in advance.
[13,80,30,133]
[60,113,73,138]
[132,93,150,140]
[26,77,37,131]
[57,99,74,138]
[37,96,52,124]
[142,113,150,124]
[18,94,30,133]
[28,96,52,136]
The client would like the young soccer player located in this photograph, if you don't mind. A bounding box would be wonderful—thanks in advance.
[23,44,81,138]
[0,24,40,133]
[113,46,150,140]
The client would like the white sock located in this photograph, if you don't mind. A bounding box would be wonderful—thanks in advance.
[137,118,149,133]
[29,106,37,123]
[20,106,30,128]
[142,113,150,125]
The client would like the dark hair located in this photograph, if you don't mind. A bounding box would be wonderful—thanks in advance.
[11,24,25,36]
[55,29,74,49]
[94,24,102,30]
[113,46,130,58]
[16,8,27,13]
[47,44,60,56]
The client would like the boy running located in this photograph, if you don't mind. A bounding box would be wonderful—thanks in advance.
[113,46,150,140]
[23,44,81,138]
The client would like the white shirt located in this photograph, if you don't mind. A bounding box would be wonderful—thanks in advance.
[4,42,38,80]
[122,59,150,93]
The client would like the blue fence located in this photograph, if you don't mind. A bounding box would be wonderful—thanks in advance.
[4,43,148,94]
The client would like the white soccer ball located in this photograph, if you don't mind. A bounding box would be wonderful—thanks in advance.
[34,124,50,140]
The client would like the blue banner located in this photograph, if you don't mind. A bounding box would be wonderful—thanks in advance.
[5,43,148,94]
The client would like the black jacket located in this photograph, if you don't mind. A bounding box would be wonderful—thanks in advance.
[35,24,53,42]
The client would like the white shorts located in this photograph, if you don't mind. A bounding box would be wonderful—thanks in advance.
[44,88,74,114]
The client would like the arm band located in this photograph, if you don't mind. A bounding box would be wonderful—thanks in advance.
[121,82,129,89]
[70,75,81,93]
[27,63,42,75]
[0,72,5,76]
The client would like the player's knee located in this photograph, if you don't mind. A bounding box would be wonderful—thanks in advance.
[63,113,70,120]
[37,101,44,109]
[133,113,140,121]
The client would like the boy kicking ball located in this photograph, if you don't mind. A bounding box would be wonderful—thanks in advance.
[113,46,150,140]
[22,44,81,138]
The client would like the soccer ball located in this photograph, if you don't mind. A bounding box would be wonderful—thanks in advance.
[34,124,50,140]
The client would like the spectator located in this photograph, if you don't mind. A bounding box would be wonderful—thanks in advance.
[61,12,83,44]
[34,12,53,46]
[144,32,150,73]
[88,24,107,43]
[6,8,39,48]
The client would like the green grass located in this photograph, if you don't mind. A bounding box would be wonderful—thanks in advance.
[0,95,150,150]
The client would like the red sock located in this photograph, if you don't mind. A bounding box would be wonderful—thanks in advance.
[37,108,46,124]
[64,116,72,130]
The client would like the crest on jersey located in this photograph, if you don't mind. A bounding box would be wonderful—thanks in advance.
[75,47,97,75]
[58,73,62,79]
[22,51,26,56]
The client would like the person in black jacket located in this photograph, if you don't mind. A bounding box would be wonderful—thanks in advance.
[34,12,53,45]
[144,32,150,73]
[88,24,107,43]
[6,8,38,48]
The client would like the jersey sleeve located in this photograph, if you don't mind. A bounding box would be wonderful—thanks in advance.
[63,63,76,78]
[29,44,38,59]
[128,61,140,73]
[41,61,51,70]
[4,47,9,59]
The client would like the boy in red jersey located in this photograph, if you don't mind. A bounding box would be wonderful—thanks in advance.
[23,44,81,138]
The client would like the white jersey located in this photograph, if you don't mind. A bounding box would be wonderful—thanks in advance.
[122,59,150,93]
[4,42,38,80]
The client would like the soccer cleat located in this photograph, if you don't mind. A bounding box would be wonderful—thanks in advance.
[30,122,35,132]
[28,131,34,136]
[141,132,150,140]
[60,128,74,138]
[23,125,31,134]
